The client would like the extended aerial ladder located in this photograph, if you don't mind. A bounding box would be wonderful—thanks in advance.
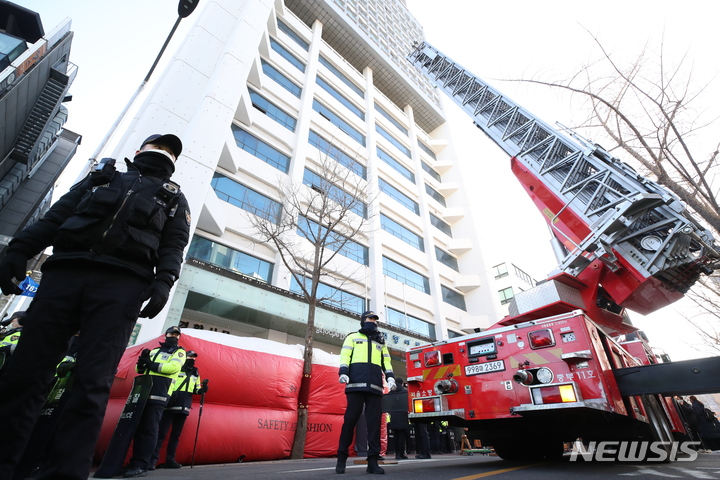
[407,41,720,395]
[408,41,720,333]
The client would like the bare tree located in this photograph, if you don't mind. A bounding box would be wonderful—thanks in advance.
[249,151,370,459]
[519,31,720,235]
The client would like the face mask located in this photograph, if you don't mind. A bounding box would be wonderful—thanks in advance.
[141,148,175,162]
[163,336,179,346]
[184,359,196,369]
[362,322,378,332]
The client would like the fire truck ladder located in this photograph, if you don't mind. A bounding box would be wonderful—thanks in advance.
[408,42,719,294]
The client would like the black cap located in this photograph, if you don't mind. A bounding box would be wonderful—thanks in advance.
[165,326,182,336]
[361,311,379,321]
[141,134,183,159]
[186,350,198,358]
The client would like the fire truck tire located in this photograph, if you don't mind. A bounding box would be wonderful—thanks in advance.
[644,395,674,462]
[491,442,522,461]
[493,440,564,461]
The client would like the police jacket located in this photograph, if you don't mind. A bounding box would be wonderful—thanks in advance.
[0,327,21,355]
[339,327,394,395]
[6,151,191,285]
[166,363,201,415]
[137,341,186,404]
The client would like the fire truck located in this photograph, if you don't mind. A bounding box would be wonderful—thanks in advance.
[405,42,720,461]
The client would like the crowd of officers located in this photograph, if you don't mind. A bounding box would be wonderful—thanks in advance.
[0,319,207,478]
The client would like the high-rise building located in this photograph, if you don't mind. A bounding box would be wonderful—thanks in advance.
[115,0,506,367]
[0,3,80,254]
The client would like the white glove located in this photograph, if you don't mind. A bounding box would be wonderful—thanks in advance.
[387,377,397,391]
[339,374,349,384]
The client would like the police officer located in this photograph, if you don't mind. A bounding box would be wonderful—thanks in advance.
[336,311,395,475]
[122,326,187,477]
[0,134,190,480]
[387,378,409,460]
[150,349,208,470]
[0,311,25,376]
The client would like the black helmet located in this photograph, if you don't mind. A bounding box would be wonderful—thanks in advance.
[165,326,182,336]
[186,350,198,358]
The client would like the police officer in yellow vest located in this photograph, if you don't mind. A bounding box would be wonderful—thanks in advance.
[0,311,25,376]
[122,326,186,477]
[336,311,395,475]
[150,350,208,469]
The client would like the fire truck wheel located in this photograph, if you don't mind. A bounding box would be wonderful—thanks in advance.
[491,441,523,461]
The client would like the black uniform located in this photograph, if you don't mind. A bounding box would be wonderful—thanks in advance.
[0,145,190,480]
[386,380,409,459]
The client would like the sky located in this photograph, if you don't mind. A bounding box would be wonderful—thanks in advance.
[17,0,720,360]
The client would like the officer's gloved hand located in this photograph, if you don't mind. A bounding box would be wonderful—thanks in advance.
[0,252,27,295]
[137,349,152,369]
[139,276,174,318]
[339,374,349,384]
[198,384,209,394]
[387,377,397,391]
[56,360,76,378]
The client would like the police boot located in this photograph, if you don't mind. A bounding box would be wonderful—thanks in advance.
[366,455,385,474]
[335,453,348,474]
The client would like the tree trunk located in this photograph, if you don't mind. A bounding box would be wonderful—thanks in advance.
[290,303,316,459]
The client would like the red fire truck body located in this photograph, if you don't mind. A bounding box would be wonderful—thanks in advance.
[406,310,686,459]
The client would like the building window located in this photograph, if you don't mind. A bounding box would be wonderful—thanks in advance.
[248,89,296,132]
[377,147,414,184]
[381,214,424,251]
[378,178,419,215]
[382,256,430,294]
[269,37,305,72]
[316,76,364,120]
[425,183,446,207]
[318,54,364,98]
[387,307,435,340]
[421,161,442,182]
[375,124,411,158]
[447,330,464,339]
[429,213,452,237]
[261,59,302,98]
[441,285,467,311]
[303,168,367,218]
[309,131,366,179]
[297,216,369,265]
[291,276,368,315]
[277,18,309,51]
[211,173,282,223]
[417,139,437,160]
[312,100,366,147]
[493,263,509,279]
[499,286,514,305]
[374,102,408,135]
[187,235,273,282]
[231,124,290,173]
[435,247,459,271]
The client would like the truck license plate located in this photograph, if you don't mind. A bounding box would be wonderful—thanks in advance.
[464,360,505,376]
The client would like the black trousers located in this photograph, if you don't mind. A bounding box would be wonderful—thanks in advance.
[338,392,382,458]
[392,429,408,456]
[151,411,189,465]
[0,266,148,480]
[128,401,165,470]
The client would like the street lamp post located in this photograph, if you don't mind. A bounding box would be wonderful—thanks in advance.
[87,0,200,164]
